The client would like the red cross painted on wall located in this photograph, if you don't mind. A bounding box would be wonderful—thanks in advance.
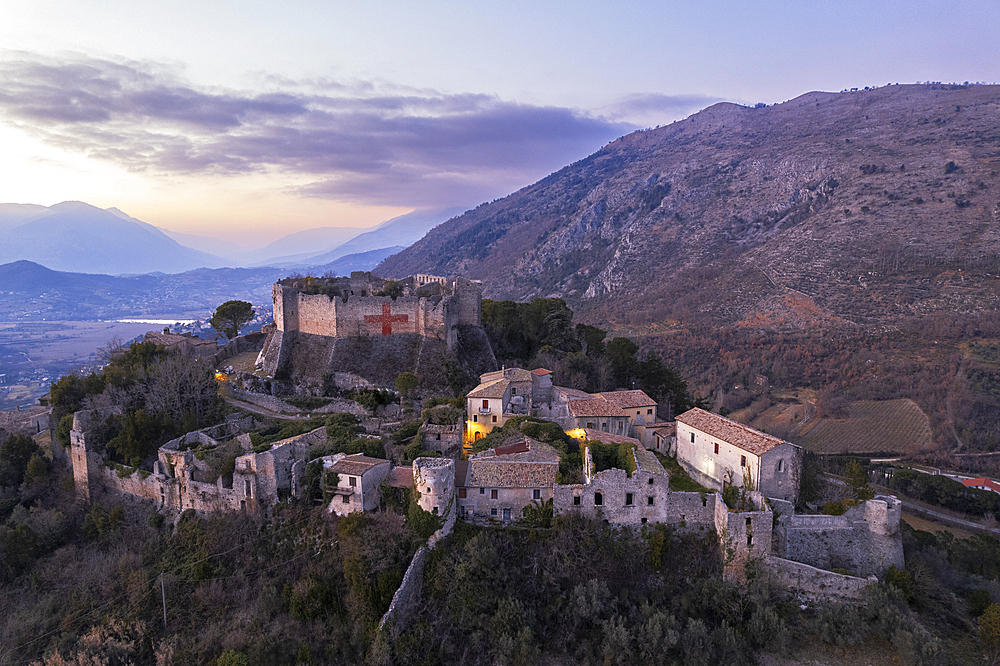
[364,302,408,335]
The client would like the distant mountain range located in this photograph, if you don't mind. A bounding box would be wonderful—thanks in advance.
[0,202,464,276]
[379,84,1000,330]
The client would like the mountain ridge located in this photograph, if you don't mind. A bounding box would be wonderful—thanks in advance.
[378,84,1000,330]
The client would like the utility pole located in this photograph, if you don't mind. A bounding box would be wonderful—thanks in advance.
[160,573,167,630]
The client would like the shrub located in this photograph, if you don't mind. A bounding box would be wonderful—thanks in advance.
[822,501,847,515]
[148,513,166,529]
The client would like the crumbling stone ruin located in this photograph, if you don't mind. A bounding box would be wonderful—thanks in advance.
[257,272,496,394]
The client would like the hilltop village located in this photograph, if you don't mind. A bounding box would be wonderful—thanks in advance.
[56,272,908,633]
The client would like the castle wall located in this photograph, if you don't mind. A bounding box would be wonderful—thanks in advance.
[765,557,871,601]
[776,496,904,577]
[297,293,340,337]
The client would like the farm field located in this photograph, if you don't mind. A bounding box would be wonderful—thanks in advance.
[794,398,934,455]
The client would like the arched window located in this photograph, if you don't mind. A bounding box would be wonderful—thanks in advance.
[594,492,603,506]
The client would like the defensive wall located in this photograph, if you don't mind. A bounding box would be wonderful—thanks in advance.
[765,557,871,601]
[774,495,904,577]
[70,411,324,515]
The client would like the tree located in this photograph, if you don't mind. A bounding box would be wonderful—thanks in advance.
[980,603,1000,665]
[0,433,43,486]
[606,337,639,389]
[210,300,255,340]
[395,372,419,399]
[845,460,875,502]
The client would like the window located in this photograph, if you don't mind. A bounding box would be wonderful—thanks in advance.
[432,506,438,515]
[648,478,654,485]
[491,508,497,516]
[458,488,467,498]
[647,496,654,506]
[647,408,653,415]
[482,399,489,409]
[503,508,511,521]
[746,517,752,527]
[587,422,595,429]
[776,459,784,472]
[436,433,441,440]
[691,433,695,443]
[511,387,516,395]
[533,489,541,500]
[594,492,603,506]
[480,487,485,494]
[491,489,498,499]
[573,496,581,506]
[641,517,647,524]
[747,534,753,547]
[741,455,747,467]
[702,496,707,507]
[342,494,349,503]
[349,476,356,487]
[492,415,497,423]
[473,414,477,422]
[714,442,719,454]
[625,493,634,506]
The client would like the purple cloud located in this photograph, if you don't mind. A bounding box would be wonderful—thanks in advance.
[0,54,636,207]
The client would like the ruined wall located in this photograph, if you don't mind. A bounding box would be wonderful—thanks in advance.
[776,496,904,577]
[766,557,871,601]
[553,469,720,531]
[722,503,773,578]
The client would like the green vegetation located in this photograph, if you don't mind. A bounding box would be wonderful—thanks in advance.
[210,300,255,340]
[481,298,699,413]
[47,340,223,467]
[394,371,419,398]
[283,395,332,411]
[586,438,636,476]
[653,452,713,493]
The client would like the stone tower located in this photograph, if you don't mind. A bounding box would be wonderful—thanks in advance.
[413,457,454,516]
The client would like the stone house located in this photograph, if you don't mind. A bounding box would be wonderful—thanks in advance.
[456,438,559,522]
[326,454,392,516]
[675,408,802,503]
[465,367,546,441]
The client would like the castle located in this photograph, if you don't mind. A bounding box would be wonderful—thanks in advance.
[257,272,495,394]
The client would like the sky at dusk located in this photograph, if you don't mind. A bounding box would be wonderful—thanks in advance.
[1,0,997,246]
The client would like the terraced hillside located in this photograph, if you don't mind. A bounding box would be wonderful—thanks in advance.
[794,399,934,455]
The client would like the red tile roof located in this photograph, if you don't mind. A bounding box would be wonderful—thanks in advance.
[530,368,552,375]
[496,441,530,456]
[598,390,657,410]
[568,398,628,418]
[330,454,389,476]
[676,408,786,456]
[388,466,414,487]
[963,478,1000,493]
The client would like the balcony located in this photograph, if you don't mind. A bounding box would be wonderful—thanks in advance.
[479,407,492,414]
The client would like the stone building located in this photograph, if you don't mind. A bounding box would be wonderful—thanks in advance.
[675,408,803,503]
[325,453,392,516]
[464,367,553,441]
[456,438,559,522]
[144,329,218,359]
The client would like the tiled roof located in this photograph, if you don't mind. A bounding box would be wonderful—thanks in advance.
[569,398,628,418]
[554,386,594,401]
[467,438,559,488]
[496,441,529,456]
[963,477,1000,493]
[598,390,657,410]
[388,466,414,487]
[467,378,509,399]
[468,460,557,488]
[530,368,552,375]
[676,408,785,456]
[331,454,389,476]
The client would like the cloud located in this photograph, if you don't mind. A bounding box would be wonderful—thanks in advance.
[603,93,724,123]
[0,53,635,208]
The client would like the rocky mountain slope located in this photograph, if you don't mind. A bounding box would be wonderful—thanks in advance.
[379,84,1000,330]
